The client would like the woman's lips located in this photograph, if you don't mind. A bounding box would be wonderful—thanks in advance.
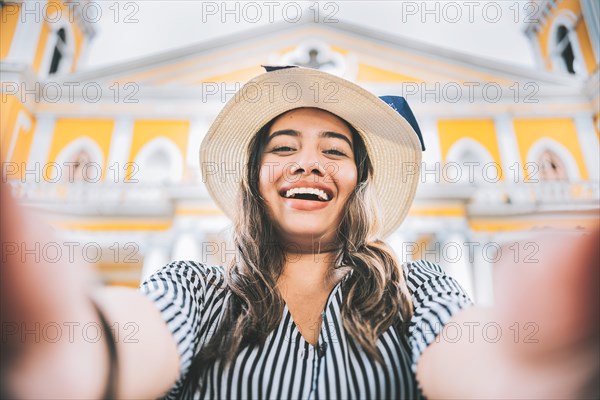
[281,196,330,211]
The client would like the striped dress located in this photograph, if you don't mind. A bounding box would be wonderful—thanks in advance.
[139,259,472,399]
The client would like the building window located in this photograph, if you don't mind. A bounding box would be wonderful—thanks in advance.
[49,28,67,75]
[280,41,347,76]
[550,19,586,76]
[538,149,568,181]
[555,25,576,74]
[298,49,336,70]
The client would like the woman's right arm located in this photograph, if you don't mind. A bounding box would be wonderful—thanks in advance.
[1,182,180,399]
[96,286,181,398]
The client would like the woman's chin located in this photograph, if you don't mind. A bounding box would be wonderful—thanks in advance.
[276,225,337,249]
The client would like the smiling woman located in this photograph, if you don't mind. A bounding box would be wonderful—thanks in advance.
[137,66,471,399]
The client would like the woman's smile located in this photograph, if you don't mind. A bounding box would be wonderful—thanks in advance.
[279,183,332,211]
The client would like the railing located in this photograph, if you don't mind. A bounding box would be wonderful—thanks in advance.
[7,180,599,208]
[8,181,173,204]
[467,181,599,206]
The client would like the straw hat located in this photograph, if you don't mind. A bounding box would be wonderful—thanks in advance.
[200,66,425,238]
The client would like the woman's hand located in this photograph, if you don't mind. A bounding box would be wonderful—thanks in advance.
[1,181,181,399]
[493,227,599,398]
[416,226,599,399]
[1,181,110,398]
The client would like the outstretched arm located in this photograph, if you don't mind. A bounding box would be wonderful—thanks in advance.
[1,182,180,399]
[416,229,599,399]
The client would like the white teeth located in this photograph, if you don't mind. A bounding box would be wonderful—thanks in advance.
[284,187,330,201]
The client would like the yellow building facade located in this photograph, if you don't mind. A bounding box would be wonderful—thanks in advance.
[1,0,598,305]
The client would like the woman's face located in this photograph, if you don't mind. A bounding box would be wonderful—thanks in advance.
[259,108,358,249]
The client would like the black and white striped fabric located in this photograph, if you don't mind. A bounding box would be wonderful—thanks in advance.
[139,259,472,399]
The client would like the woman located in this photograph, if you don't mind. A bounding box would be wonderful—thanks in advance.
[141,65,472,399]
[1,66,598,399]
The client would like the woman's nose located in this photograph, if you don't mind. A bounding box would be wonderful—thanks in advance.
[289,162,324,177]
[286,150,326,179]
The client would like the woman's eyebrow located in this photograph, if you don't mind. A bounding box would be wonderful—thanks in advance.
[267,129,299,142]
[267,129,353,150]
[319,131,353,150]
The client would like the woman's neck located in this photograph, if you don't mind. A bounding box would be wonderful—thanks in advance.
[277,249,348,295]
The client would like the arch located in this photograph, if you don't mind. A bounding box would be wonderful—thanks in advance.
[134,137,184,184]
[547,11,587,76]
[446,138,495,184]
[54,137,105,182]
[526,138,580,181]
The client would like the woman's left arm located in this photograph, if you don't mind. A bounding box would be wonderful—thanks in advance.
[416,229,599,399]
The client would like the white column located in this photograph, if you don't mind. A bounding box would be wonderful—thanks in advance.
[27,114,55,166]
[472,233,495,306]
[442,232,475,300]
[106,117,134,183]
[494,115,522,184]
[524,30,545,70]
[397,230,421,264]
[418,117,442,184]
[7,5,43,65]
[186,118,208,183]
[141,246,169,282]
[172,233,200,262]
[573,115,600,181]
[186,118,207,169]
[388,231,408,264]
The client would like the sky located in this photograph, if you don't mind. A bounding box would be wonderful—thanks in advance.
[83,1,538,71]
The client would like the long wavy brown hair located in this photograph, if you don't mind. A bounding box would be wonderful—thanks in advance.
[183,109,414,396]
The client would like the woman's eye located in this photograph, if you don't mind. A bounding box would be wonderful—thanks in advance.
[324,149,347,156]
[272,146,295,152]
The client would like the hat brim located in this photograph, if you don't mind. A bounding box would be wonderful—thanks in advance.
[200,67,422,238]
